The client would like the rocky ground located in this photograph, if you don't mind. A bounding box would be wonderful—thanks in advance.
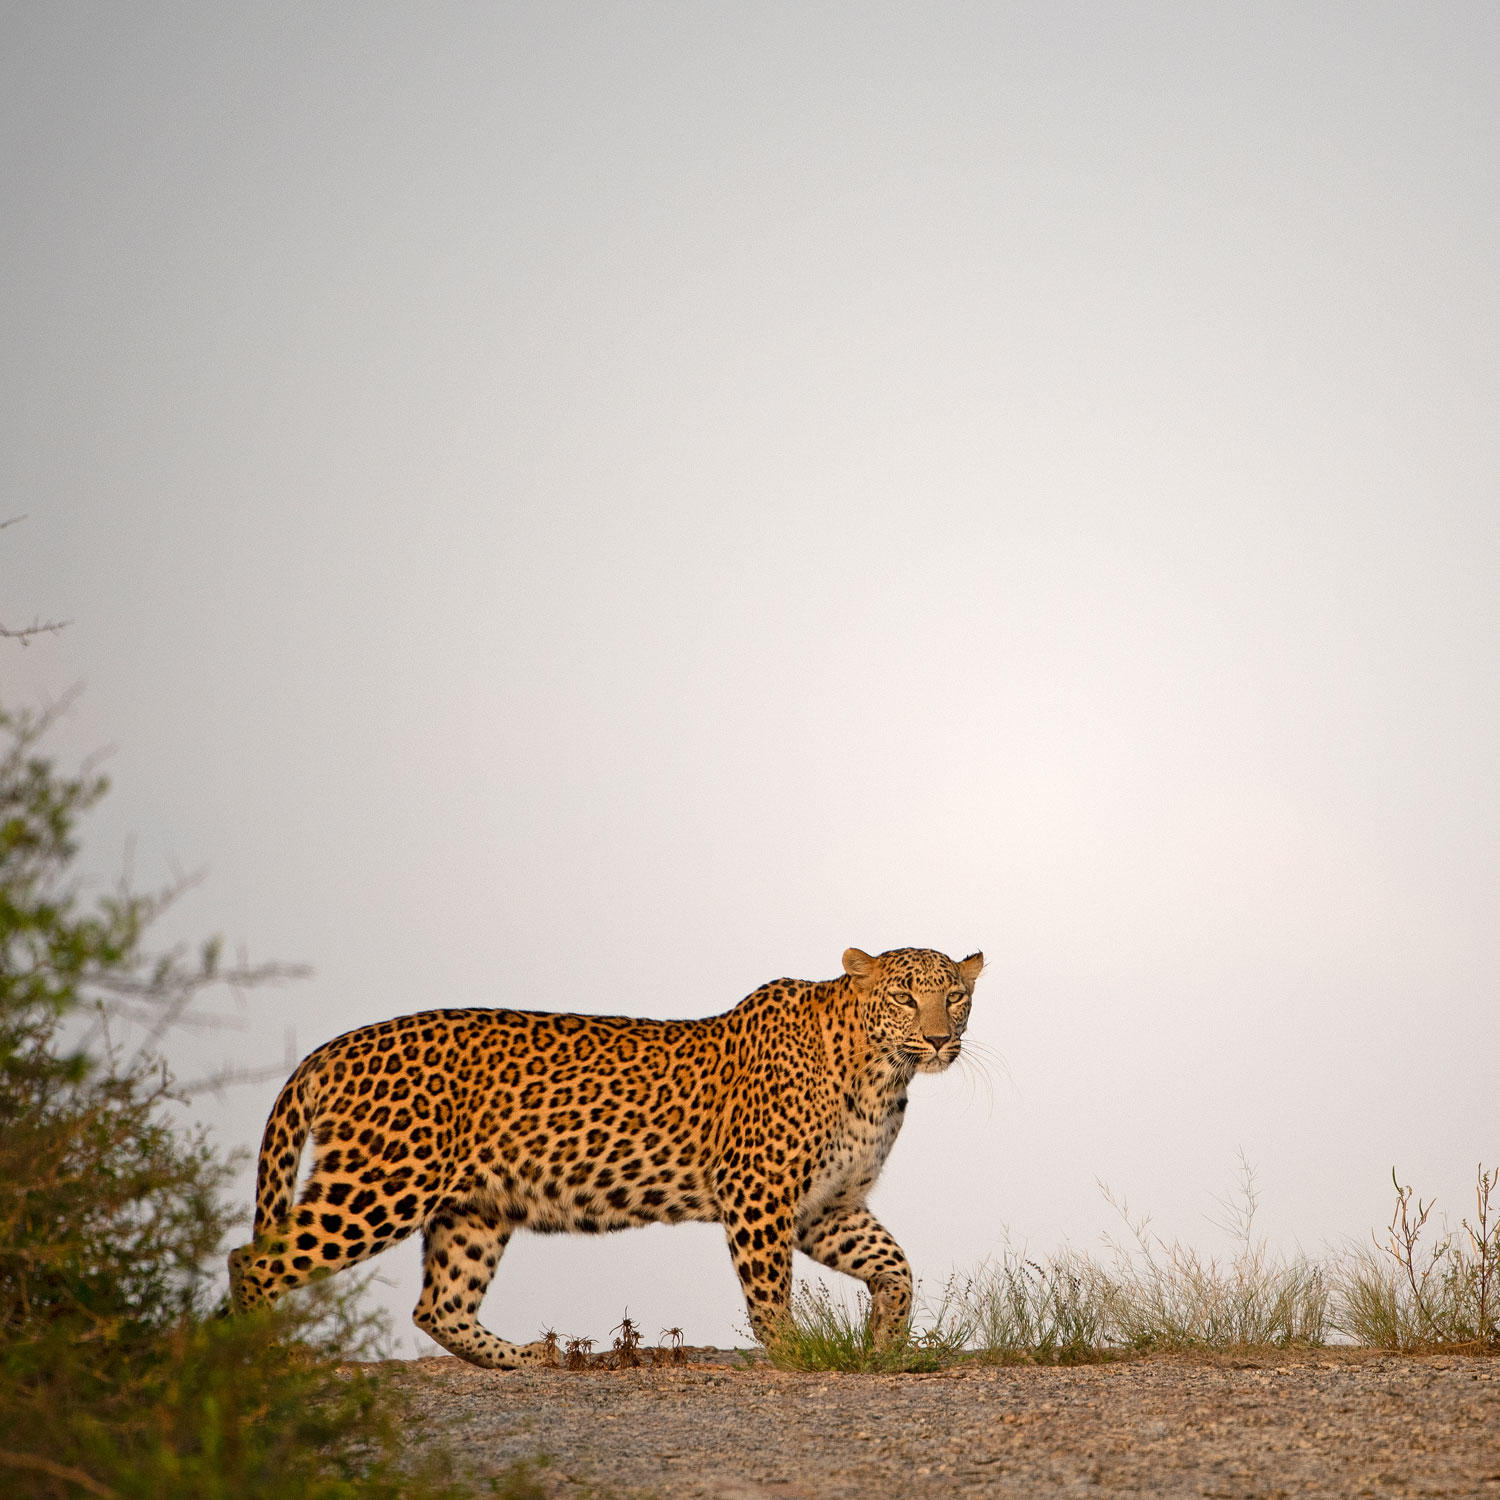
[386,1347,1500,1498]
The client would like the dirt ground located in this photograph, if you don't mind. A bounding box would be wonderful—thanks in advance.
[386,1347,1500,1498]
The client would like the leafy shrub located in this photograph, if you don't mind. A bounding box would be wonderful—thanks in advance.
[0,703,479,1498]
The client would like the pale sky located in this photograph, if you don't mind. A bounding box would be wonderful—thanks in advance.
[3,3,1497,1353]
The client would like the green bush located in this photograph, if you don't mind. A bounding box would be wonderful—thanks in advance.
[0,703,478,1499]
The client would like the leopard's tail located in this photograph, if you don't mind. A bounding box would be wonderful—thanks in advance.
[250,1054,323,1239]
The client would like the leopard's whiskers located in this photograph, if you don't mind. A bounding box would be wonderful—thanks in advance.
[954,1049,996,1117]
[956,1037,1012,1089]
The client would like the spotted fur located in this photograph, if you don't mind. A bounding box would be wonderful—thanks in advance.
[228,945,983,1368]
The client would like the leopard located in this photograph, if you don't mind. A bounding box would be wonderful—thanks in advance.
[228,944,984,1368]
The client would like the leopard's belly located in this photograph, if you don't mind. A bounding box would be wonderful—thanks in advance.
[478,1161,722,1235]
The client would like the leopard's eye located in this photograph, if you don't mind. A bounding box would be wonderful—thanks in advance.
[893,992,917,1008]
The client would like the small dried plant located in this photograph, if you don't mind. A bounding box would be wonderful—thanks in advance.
[562,1336,595,1371]
[609,1314,643,1369]
[1467,1166,1500,1344]
[652,1326,688,1366]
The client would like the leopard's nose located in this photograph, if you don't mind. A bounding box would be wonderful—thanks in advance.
[924,1034,949,1051]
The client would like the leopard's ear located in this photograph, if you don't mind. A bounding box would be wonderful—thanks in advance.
[842,948,877,984]
[957,951,985,987]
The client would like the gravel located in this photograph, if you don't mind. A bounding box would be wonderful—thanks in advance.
[386,1348,1500,1498]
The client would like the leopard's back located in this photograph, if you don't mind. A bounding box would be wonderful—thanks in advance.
[264,1004,737,1241]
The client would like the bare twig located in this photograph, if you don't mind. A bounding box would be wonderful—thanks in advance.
[0,513,70,641]
[176,1028,303,1101]
[0,614,71,645]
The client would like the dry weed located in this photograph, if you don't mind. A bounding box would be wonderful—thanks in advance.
[609,1314,643,1369]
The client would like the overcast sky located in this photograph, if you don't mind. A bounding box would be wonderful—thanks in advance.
[3,3,1497,1354]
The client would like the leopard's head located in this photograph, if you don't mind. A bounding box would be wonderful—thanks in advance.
[842,946,984,1074]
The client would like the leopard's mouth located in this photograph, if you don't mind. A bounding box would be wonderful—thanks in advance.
[906,1043,959,1074]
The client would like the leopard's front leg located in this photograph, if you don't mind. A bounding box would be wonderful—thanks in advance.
[798,1205,913,1345]
[718,1178,798,1344]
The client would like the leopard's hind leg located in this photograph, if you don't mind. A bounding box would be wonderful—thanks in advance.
[230,1165,435,1310]
[412,1198,557,1369]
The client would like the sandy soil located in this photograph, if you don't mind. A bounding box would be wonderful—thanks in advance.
[387,1347,1500,1498]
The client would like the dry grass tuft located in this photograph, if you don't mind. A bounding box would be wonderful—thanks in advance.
[955,1249,1113,1364]
[1332,1164,1500,1352]
[954,1159,1327,1362]
[1085,1160,1330,1351]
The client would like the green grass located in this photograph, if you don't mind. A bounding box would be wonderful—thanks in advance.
[486,1458,554,1500]
[762,1280,971,1372]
